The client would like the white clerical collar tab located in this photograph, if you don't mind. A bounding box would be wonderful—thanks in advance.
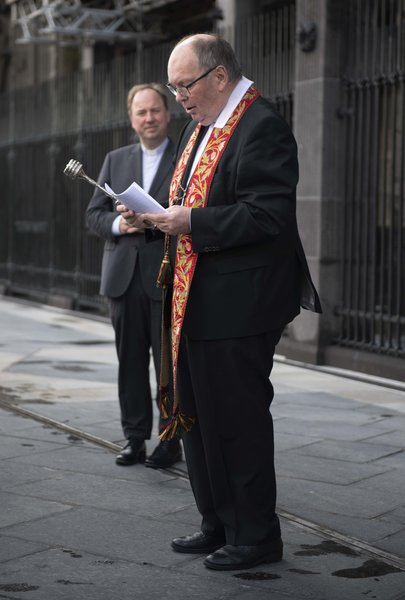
[214,76,254,129]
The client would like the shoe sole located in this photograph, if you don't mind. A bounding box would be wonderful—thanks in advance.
[203,552,283,571]
[171,541,225,555]
[115,451,146,466]
[144,452,182,469]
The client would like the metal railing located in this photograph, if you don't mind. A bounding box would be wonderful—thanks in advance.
[338,0,405,357]
[0,5,296,314]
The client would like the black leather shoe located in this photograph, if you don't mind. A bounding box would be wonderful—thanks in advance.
[115,439,146,466]
[145,439,182,469]
[171,531,226,554]
[204,539,283,571]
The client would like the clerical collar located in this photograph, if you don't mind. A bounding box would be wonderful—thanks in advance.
[141,137,169,157]
[213,75,253,129]
[185,76,254,188]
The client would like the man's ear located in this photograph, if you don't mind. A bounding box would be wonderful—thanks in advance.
[216,66,229,91]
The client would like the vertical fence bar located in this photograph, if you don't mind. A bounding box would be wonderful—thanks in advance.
[396,75,405,352]
[0,6,296,314]
[339,0,404,357]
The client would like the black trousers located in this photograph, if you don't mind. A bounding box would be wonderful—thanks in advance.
[178,328,283,546]
[109,261,163,441]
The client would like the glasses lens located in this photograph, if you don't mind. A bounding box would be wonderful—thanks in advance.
[166,83,188,97]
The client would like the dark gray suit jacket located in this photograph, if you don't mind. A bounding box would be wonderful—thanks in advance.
[86,140,174,300]
[175,98,321,340]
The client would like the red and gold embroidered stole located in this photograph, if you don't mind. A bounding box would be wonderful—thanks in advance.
[160,85,259,439]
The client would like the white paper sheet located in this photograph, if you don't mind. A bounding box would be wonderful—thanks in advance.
[105,182,166,214]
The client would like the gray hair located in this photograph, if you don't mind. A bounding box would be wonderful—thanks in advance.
[177,34,242,83]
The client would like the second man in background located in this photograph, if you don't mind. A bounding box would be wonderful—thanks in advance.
[86,83,181,469]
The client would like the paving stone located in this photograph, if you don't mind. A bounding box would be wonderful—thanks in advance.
[1,298,405,600]
[4,424,69,444]
[382,506,405,526]
[277,476,402,520]
[0,314,100,346]
[2,515,404,600]
[371,528,405,559]
[276,451,390,485]
[274,401,386,426]
[274,391,362,410]
[0,460,61,489]
[183,518,405,600]
[9,443,182,483]
[371,450,405,469]
[0,547,244,600]
[8,359,117,383]
[295,439,402,464]
[0,434,69,460]
[0,491,72,528]
[352,471,405,507]
[0,411,51,433]
[365,430,405,448]
[4,468,194,518]
[274,431,322,452]
[281,507,405,547]
[17,401,120,426]
[0,535,48,562]
[3,507,201,567]
[275,418,397,442]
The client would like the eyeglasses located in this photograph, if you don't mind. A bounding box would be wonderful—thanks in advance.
[166,66,217,97]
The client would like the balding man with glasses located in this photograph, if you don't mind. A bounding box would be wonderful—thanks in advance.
[119,34,321,571]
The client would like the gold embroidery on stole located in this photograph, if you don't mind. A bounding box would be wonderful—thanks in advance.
[160,86,259,439]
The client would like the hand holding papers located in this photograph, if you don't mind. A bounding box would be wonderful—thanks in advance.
[105,181,191,235]
[142,205,192,236]
[105,182,166,214]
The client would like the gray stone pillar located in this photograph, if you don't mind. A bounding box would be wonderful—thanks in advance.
[278,0,346,363]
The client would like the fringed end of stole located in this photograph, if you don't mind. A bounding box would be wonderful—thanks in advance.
[159,412,195,440]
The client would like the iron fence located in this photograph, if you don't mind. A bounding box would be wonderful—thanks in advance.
[0,44,179,313]
[338,0,405,357]
[232,1,295,125]
[0,5,296,314]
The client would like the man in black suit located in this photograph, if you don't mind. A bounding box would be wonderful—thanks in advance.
[123,35,322,570]
[86,83,181,469]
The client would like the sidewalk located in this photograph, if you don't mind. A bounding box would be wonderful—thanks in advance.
[1,296,404,600]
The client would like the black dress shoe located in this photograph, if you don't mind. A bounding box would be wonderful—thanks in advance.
[145,439,182,469]
[204,539,283,571]
[115,439,146,466]
[171,531,226,554]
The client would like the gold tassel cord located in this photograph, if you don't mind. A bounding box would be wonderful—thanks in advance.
[178,412,195,432]
[156,251,172,288]
[159,419,178,441]
[159,411,195,440]
[156,233,173,289]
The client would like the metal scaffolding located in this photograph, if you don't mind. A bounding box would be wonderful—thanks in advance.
[8,0,179,45]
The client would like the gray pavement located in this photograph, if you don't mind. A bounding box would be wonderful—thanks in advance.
[0,296,405,600]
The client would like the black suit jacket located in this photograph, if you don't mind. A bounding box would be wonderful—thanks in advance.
[86,140,174,300]
[178,96,321,340]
